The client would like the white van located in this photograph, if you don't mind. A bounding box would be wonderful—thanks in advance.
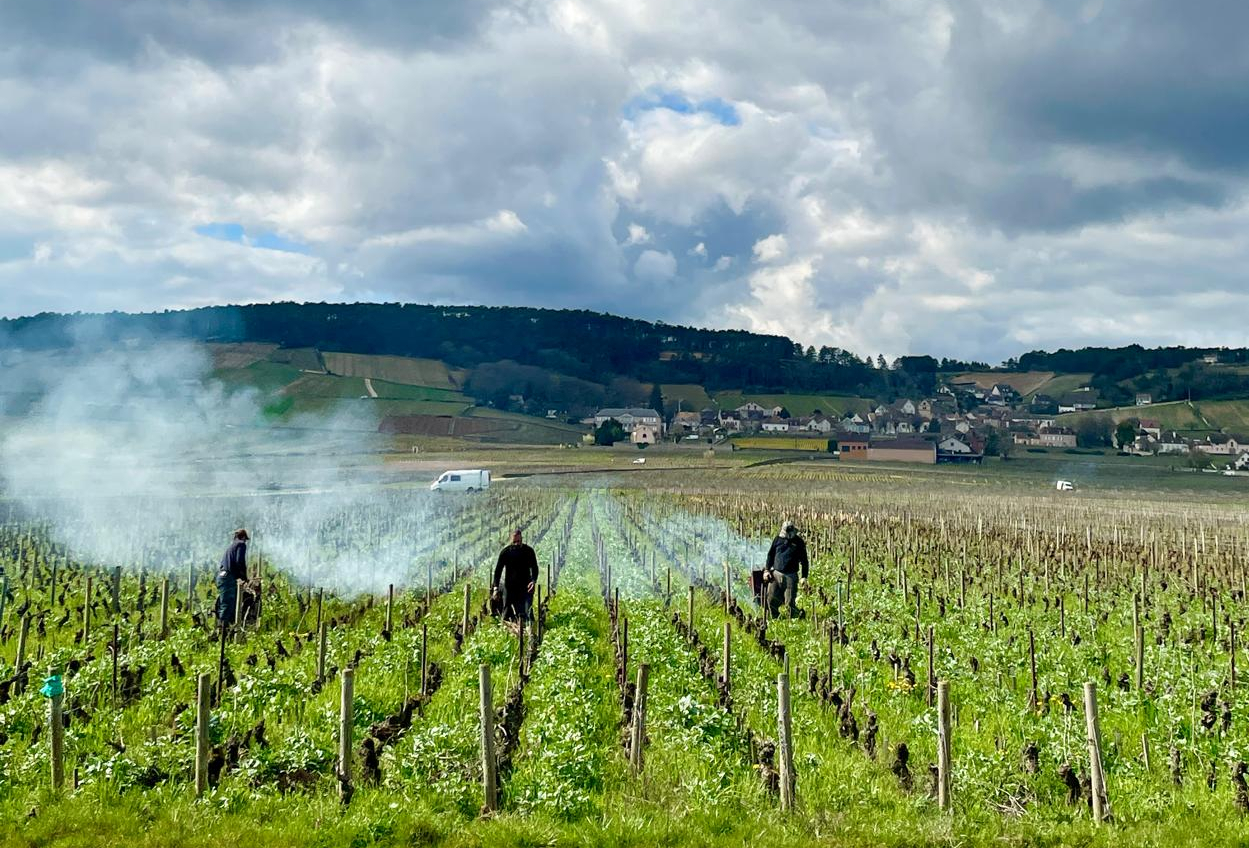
[1055,480,1075,491]
[430,469,491,492]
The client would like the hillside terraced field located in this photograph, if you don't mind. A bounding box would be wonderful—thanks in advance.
[322,353,458,391]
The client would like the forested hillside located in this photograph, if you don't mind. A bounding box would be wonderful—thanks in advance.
[4,304,1249,411]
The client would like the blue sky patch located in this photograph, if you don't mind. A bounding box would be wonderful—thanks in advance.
[194,222,310,254]
[623,90,740,126]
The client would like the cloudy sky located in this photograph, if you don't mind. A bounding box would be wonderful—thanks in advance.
[1,0,1246,361]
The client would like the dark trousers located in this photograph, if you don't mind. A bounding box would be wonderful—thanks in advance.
[216,571,237,624]
[768,572,800,618]
[502,585,532,622]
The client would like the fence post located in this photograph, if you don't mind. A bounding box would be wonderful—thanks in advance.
[927,625,936,708]
[0,572,8,634]
[1084,682,1108,823]
[15,615,30,675]
[937,680,951,810]
[195,673,210,797]
[420,623,428,696]
[159,576,170,638]
[339,668,354,804]
[479,664,498,813]
[688,586,696,640]
[1134,625,1145,690]
[724,561,731,615]
[317,622,328,685]
[49,671,65,792]
[385,584,394,633]
[83,577,92,644]
[111,566,121,615]
[777,672,795,811]
[1028,629,1038,710]
[722,622,732,689]
[630,663,651,773]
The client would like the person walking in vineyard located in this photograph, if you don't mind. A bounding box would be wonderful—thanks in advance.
[216,528,249,624]
[493,529,538,623]
[765,520,808,618]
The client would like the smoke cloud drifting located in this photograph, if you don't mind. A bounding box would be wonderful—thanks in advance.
[0,339,448,594]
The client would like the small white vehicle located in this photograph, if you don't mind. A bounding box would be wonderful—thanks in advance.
[430,469,491,492]
[632,457,646,465]
[1055,480,1075,491]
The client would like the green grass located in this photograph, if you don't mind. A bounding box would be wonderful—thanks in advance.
[656,383,714,411]
[1059,400,1208,433]
[212,361,303,396]
[367,379,469,404]
[1030,373,1093,399]
[322,352,457,390]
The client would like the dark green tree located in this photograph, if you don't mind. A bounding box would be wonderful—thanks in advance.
[594,419,627,446]
[649,383,664,417]
[1115,420,1138,450]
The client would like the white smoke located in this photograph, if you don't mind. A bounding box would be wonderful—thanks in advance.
[0,337,450,594]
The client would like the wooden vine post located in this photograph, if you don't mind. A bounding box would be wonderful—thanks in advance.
[194,673,210,797]
[1084,682,1108,823]
[777,671,795,811]
[317,622,328,685]
[722,622,732,689]
[385,583,394,633]
[630,663,651,773]
[1134,625,1145,690]
[338,668,354,804]
[479,664,498,813]
[48,670,65,792]
[15,615,30,676]
[688,586,696,640]
[159,575,170,638]
[462,584,471,640]
[937,680,951,810]
[420,623,429,696]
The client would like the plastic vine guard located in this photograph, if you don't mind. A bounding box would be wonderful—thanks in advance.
[40,674,63,699]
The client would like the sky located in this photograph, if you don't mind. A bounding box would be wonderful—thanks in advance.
[1,0,1247,362]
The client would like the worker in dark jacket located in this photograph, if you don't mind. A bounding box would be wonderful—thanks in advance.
[217,528,248,625]
[493,529,539,623]
[765,521,809,618]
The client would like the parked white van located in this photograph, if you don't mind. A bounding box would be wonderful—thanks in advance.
[430,469,491,492]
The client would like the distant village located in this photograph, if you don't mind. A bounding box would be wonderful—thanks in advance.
[586,369,1248,468]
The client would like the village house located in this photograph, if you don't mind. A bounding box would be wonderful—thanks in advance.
[761,417,791,433]
[1057,390,1099,413]
[836,433,870,459]
[1138,418,1162,439]
[1156,431,1190,455]
[987,384,1019,406]
[630,423,661,445]
[1135,393,1153,406]
[594,408,665,433]
[1196,434,1247,455]
[804,415,834,434]
[672,410,702,432]
[867,437,937,464]
[840,413,871,434]
[936,434,983,463]
[1038,426,1078,448]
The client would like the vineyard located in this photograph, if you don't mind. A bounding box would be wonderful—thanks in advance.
[1,480,1249,847]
